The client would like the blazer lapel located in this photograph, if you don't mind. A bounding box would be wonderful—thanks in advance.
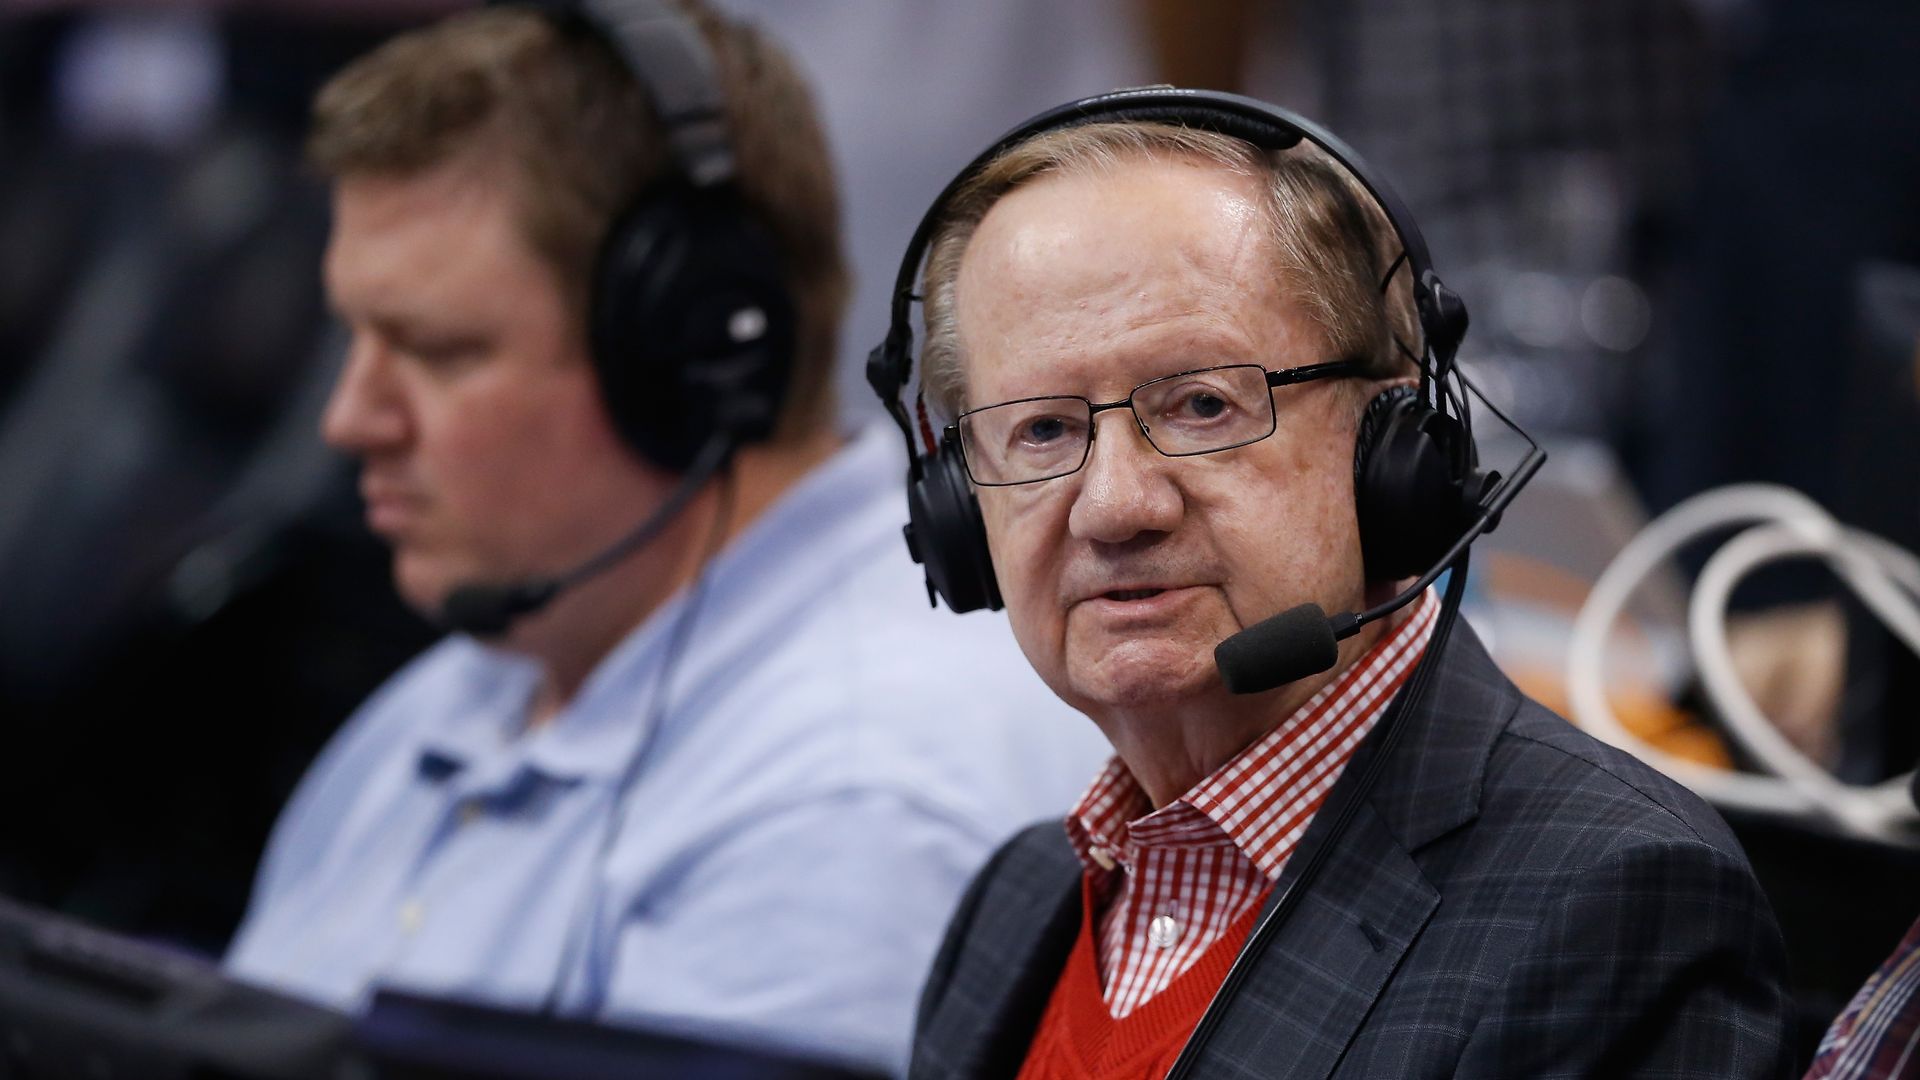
[914,826,1084,1080]
[1184,623,1518,1079]
[1194,800,1438,1079]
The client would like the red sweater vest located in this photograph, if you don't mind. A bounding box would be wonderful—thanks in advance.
[1015,874,1268,1080]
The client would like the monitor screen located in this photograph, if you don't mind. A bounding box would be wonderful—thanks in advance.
[0,897,889,1079]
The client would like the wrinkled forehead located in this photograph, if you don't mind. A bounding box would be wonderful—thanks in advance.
[952,159,1320,406]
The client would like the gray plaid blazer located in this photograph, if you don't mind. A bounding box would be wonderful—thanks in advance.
[910,625,1794,1079]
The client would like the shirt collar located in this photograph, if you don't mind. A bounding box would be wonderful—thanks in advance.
[411,644,541,780]
[1065,588,1440,880]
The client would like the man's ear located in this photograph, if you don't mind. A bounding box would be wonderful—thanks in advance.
[1352,381,1474,583]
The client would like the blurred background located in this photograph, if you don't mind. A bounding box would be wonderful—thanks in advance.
[1,0,1918,1059]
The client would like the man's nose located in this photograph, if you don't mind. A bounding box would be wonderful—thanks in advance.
[1066,410,1183,544]
[319,336,409,453]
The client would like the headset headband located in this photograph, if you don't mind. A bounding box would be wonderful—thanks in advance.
[512,0,736,186]
[863,84,1542,634]
[869,87,1466,420]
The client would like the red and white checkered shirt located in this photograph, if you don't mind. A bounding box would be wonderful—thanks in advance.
[1064,589,1439,1019]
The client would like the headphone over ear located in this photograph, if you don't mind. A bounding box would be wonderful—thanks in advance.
[517,0,797,472]
[906,431,1002,613]
[1354,385,1486,581]
[867,88,1496,612]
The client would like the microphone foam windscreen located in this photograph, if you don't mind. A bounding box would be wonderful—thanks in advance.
[439,581,557,639]
[1214,603,1339,695]
[439,586,519,638]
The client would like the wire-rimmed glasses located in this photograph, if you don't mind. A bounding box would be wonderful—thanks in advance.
[952,360,1361,487]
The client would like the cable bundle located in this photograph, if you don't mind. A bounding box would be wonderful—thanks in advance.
[1569,483,1919,845]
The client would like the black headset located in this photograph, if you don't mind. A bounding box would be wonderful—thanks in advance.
[864,92,1547,1070]
[516,0,796,473]
[437,0,796,638]
[866,87,1514,617]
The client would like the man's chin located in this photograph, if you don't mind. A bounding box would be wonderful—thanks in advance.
[391,556,457,623]
[1067,641,1221,710]
[399,588,448,624]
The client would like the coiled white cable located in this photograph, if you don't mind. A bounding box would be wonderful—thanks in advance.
[1568,483,1920,845]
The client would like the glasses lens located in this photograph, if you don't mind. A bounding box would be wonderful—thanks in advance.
[1130,365,1276,456]
[958,397,1092,485]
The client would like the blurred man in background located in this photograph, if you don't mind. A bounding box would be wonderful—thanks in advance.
[221,2,1105,1073]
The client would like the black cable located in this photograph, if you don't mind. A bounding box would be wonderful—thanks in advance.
[540,462,738,1015]
[1377,250,1409,293]
[1453,363,1524,442]
[556,434,734,590]
[1164,551,1471,1078]
[641,461,737,739]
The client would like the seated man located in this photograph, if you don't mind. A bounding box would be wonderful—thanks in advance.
[223,2,1106,1073]
[877,91,1795,1077]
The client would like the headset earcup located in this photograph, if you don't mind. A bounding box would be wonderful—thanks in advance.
[1354,387,1470,581]
[590,190,796,472]
[906,437,1003,613]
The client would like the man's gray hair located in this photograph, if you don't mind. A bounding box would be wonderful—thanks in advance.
[918,121,1418,418]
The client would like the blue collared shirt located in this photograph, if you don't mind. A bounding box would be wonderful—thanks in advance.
[225,423,1110,1075]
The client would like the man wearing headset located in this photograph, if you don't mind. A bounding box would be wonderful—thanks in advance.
[885,100,1795,1077]
[221,3,1106,1073]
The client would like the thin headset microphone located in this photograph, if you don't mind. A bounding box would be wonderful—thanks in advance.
[1213,251,1541,696]
[438,430,735,637]
[1214,418,1543,695]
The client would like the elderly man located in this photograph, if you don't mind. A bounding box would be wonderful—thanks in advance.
[877,92,1794,1078]
[222,2,1106,1073]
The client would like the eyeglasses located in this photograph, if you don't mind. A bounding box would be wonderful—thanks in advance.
[952,360,1362,487]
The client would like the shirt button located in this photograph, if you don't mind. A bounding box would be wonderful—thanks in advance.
[399,899,425,935]
[1149,914,1181,949]
[459,800,483,826]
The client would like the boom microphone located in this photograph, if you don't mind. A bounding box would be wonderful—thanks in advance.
[441,581,563,638]
[437,432,735,637]
[1214,603,1348,695]
[1212,432,1544,695]
[1210,554,1454,697]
